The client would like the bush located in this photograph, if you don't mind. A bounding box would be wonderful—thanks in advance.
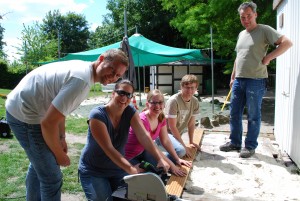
[0,60,34,89]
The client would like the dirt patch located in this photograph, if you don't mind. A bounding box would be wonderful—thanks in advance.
[0,142,10,153]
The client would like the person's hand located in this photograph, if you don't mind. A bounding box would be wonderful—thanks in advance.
[170,165,187,177]
[56,152,70,167]
[157,158,170,173]
[229,79,235,88]
[133,163,145,174]
[190,142,201,151]
[177,158,192,168]
[262,56,271,65]
[185,147,193,158]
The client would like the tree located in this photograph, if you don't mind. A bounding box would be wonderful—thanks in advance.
[0,14,6,59]
[88,23,120,49]
[91,0,188,49]
[17,22,58,64]
[159,0,276,72]
[41,10,90,56]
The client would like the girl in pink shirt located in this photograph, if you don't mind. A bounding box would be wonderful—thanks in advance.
[125,89,192,176]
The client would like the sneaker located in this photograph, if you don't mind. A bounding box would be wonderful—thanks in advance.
[219,142,241,152]
[240,147,255,158]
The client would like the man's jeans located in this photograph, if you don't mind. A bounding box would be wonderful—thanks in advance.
[6,111,62,201]
[229,78,266,150]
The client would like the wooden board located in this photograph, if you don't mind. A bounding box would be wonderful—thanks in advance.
[165,128,204,197]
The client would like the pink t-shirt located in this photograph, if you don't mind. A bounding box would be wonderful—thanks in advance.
[125,111,166,160]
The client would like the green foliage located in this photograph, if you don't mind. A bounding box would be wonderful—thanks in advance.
[160,0,277,74]
[91,0,187,49]
[2,62,34,89]
[41,10,90,56]
[0,24,5,59]
[0,88,10,117]
[17,22,58,65]
[0,60,17,89]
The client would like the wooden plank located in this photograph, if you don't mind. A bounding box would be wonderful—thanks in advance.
[165,128,204,197]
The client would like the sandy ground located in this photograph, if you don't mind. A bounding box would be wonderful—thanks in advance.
[64,89,300,201]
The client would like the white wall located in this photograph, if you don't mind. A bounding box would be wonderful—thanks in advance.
[151,65,203,95]
[275,0,300,167]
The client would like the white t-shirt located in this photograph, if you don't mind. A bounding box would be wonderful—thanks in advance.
[6,60,93,124]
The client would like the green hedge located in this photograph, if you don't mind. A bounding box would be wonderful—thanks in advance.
[0,60,31,89]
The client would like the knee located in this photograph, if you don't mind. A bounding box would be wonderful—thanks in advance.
[176,147,186,158]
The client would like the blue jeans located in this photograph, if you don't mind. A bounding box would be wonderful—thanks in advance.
[79,170,127,201]
[6,111,62,201]
[129,150,158,167]
[229,78,266,149]
[156,134,186,161]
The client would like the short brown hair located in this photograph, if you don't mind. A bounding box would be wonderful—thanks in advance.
[180,74,199,87]
[103,49,129,69]
[114,79,134,92]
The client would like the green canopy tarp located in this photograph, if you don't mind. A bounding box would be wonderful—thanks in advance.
[57,33,210,66]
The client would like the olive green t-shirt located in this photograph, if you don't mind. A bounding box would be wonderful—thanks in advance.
[235,24,282,78]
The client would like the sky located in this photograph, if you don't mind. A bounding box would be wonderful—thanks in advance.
[0,0,109,62]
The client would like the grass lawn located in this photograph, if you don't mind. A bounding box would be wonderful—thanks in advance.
[0,86,106,200]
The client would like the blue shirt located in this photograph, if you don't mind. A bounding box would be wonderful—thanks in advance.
[79,104,136,177]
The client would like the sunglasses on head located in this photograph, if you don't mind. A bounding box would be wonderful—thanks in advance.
[114,90,133,99]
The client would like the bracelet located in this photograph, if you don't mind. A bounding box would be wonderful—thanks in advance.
[60,135,66,139]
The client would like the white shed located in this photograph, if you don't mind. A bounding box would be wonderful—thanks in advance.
[273,0,300,167]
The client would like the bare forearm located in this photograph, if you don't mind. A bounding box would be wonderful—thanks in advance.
[188,119,196,144]
[263,36,293,65]
[105,148,136,174]
[169,126,186,147]
[266,42,292,60]
[41,120,65,158]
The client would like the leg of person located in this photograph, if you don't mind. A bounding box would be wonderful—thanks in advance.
[110,172,128,193]
[162,134,186,159]
[79,170,114,201]
[240,78,266,158]
[6,111,62,201]
[6,111,41,200]
[220,78,245,152]
[110,172,128,201]
[26,163,41,201]
[29,130,62,201]
[129,151,157,168]
[142,150,159,167]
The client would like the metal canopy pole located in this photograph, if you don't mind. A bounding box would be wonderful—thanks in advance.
[138,55,142,106]
[210,25,214,114]
[124,8,127,37]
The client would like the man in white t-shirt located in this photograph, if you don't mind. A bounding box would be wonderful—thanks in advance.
[5,48,128,201]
